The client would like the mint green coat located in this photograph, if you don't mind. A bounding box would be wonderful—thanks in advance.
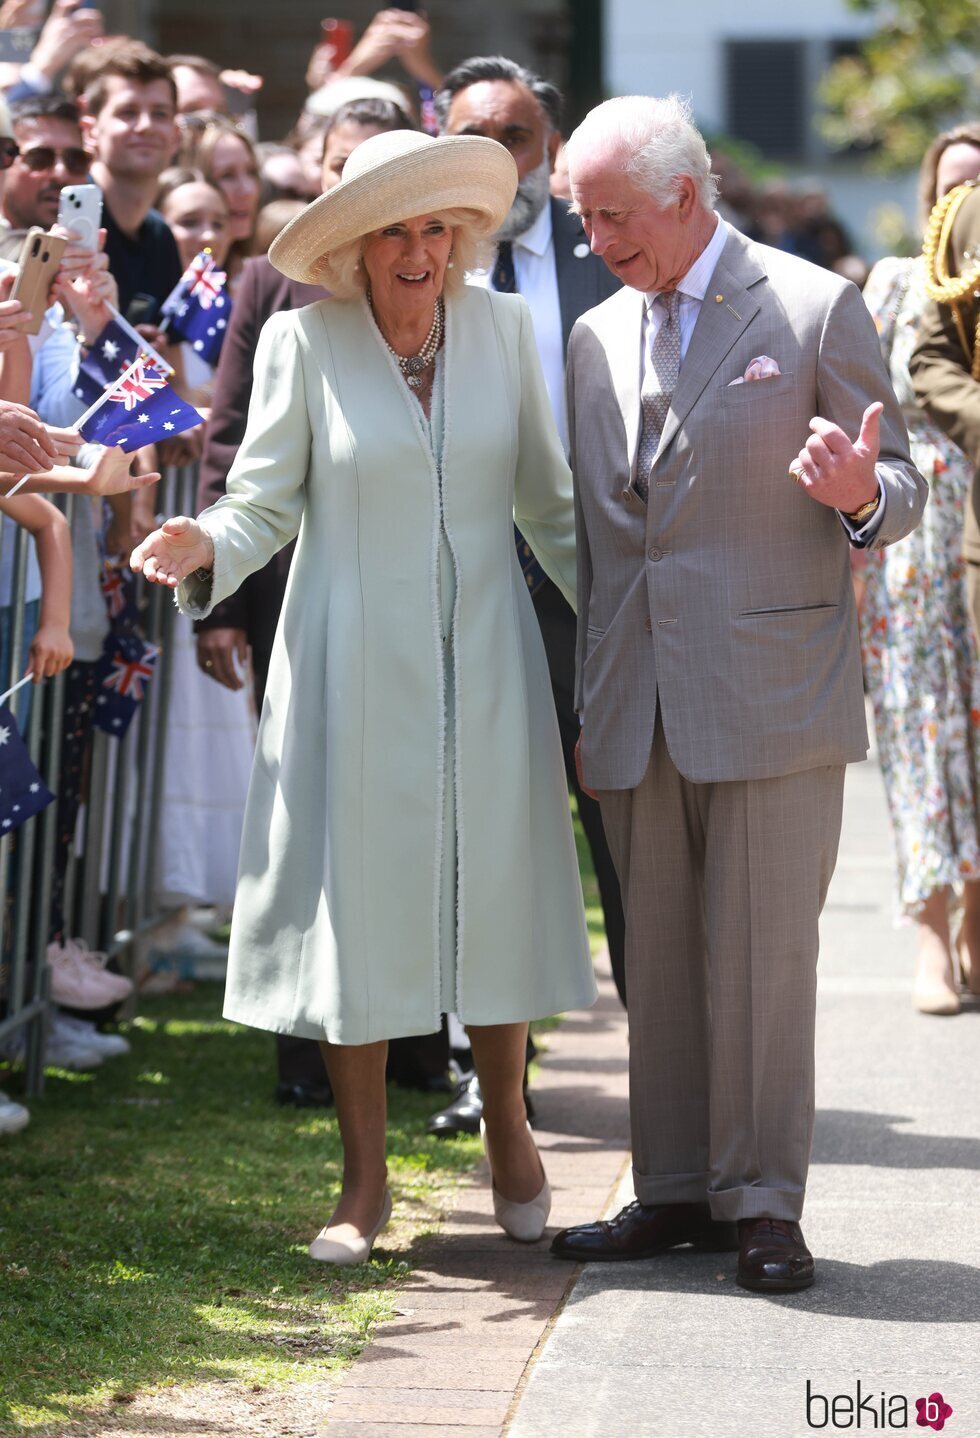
[179,286,597,1043]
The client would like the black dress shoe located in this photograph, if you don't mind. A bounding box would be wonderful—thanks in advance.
[425,1072,535,1138]
[275,1082,333,1109]
[551,1200,739,1261]
[736,1217,814,1292]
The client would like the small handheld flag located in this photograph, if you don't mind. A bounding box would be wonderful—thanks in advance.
[76,357,204,453]
[73,309,174,408]
[161,249,232,366]
[92,632,159,738]
[0,703,55,834]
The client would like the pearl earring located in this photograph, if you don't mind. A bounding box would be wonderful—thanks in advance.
[447,248,455,270]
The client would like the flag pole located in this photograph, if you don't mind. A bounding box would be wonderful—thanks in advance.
[0,672,34,707]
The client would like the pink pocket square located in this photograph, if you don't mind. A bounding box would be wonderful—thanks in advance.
[727,356,782,386]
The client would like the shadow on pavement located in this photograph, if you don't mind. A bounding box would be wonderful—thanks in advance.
[812,1109,980,1169]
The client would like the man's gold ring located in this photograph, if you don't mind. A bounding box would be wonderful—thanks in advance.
[789,465,804,484]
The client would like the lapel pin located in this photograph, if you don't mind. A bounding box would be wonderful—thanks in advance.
[573,242,590,259]
[714,294,723,303]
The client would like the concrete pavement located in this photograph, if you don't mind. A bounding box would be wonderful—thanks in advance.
[509,749,980,1438]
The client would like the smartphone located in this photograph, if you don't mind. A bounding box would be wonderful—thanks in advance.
[10,228,68,336]
[57,183,101,247]
[0,29,38,63]
[318,18,353,68]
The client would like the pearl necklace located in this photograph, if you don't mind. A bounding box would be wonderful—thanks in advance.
[375,296,444,388]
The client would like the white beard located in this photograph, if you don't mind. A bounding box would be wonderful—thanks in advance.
[495,155,552,242]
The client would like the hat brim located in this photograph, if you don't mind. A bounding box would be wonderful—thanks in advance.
[269,136,517,286]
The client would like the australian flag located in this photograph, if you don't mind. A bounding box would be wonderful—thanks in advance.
[0,704,55,835]
[77,357,204,453]
[92,632,159,738]
[161,250,232,366]
[72,313,174,408]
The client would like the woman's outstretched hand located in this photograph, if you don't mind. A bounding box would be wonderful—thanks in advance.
[131,516,214,589]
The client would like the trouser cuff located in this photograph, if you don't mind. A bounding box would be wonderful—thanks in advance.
[708,1185,805,1223]
[632,1166,710,1206]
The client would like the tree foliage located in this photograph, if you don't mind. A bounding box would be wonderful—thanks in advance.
[820,0,980,170]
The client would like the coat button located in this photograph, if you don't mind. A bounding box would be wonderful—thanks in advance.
[648,547,662,561]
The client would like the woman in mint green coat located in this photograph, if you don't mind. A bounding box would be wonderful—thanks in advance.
[133,132,596,1263]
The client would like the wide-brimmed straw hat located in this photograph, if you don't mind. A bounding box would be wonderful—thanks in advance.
[269,130,518,286]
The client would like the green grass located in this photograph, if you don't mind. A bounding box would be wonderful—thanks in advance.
[0,806,604,1433]
[571,795,606,955]
[0,991,482,1434]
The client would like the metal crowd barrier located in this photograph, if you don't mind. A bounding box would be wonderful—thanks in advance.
[0,464,199,1096]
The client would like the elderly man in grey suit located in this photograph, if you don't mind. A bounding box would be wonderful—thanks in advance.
[549,96,927,1291]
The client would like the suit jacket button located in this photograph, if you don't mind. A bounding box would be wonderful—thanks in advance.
[648,547,662,561]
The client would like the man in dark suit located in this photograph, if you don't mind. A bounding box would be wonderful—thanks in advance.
[424,56,626,1137]
[196,97,451,1105]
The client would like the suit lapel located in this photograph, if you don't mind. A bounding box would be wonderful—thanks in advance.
[552,199,590,352]
[654,232,766,462]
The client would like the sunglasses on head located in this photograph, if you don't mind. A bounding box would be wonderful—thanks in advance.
[18,146,91,178]
[0,138,19,170]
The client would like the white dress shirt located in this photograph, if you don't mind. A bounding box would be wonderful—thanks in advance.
[640,215,884,543]
[640,213,730,375]
[468,201,568,452]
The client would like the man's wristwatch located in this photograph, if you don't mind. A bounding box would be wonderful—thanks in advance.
[844,495,880,525]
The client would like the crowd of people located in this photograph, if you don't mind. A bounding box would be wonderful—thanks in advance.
[0,1,977,1297]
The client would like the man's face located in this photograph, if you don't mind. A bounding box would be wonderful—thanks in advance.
[172,64,225,115]
[569,143,696,292]
[83,76,179,182]
[3,117,88,230]
[321,121,385,192]
[445,79,559,240]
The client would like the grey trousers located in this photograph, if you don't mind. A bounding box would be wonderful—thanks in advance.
[598,716,845,1222]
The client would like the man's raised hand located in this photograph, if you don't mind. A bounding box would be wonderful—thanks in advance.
[789,402,883,515]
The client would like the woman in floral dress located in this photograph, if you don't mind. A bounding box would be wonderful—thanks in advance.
[861,124,980,1015]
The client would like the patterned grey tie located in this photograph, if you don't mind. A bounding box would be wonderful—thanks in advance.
[635,290,681,501]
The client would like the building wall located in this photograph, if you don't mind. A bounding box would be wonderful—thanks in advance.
[602,0,918,258]
[140,1,584,141]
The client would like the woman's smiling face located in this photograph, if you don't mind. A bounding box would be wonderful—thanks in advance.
[360,214,454,317]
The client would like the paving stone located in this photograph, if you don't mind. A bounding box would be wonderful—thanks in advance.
[327,953,630,1434]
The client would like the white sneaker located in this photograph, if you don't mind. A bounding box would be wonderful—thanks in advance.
[44,1026,104,1071]
[51,1012,130,1058]
[47,938,133,1008]
[0,1090,29,1134]
[145,921,228,982]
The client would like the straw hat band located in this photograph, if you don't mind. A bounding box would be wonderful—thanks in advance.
[269,133,518,287]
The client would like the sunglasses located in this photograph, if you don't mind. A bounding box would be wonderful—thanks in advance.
[0,138,19,170]
[18,146,91,178]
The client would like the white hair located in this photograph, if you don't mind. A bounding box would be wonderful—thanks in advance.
[566,94,718,210]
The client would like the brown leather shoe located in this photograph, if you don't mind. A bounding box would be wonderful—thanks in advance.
[736,1218,815,1292]
[550,1200,739,1262]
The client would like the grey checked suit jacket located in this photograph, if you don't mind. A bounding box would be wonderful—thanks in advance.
[569,226,928,789]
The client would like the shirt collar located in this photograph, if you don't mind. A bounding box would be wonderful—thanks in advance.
[645,214,729,310]
[513,198,553,257]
